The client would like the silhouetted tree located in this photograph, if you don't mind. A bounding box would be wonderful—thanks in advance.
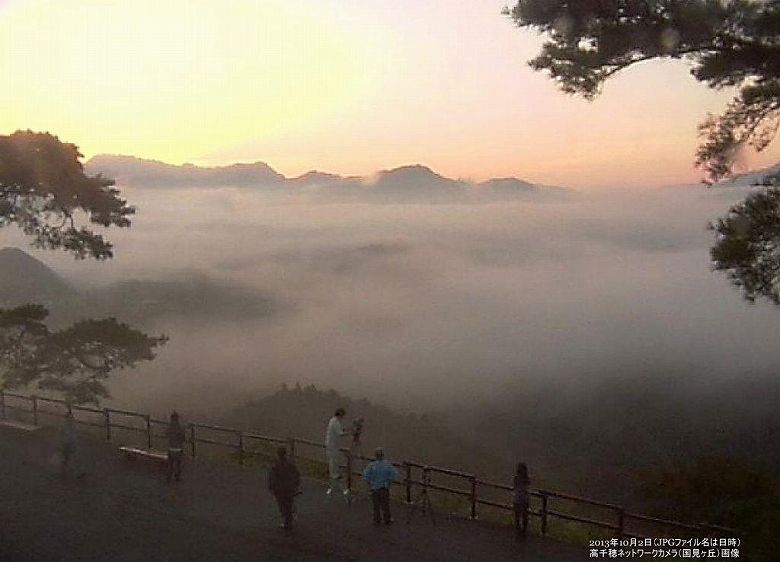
[0,130,134,259]
[710,188,780,303]
[506,1,780,304]
[0,131,164,403]
[0,305,166,405]
[505,0,780,183]
[640,456,779,561]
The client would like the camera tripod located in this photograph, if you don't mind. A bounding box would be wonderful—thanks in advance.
[343,436,366,506]
[406,468,436,525]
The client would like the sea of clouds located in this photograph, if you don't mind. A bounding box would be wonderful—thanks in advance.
[3,182,779,414]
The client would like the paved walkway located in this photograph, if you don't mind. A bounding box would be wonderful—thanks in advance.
[0,423,587,561]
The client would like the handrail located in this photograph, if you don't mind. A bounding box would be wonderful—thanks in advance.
[244,432,287,444]
[105,407,147,418]
[292,437,323,448]
[0,389,736,539]
[539,489,624,511]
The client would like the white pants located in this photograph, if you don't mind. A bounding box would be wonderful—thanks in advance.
[326,449,342,489]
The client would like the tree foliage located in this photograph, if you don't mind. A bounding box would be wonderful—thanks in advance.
[505,0,780,183]
[0,131,165,403]
[0,130,134,259]
[0,305,166,405]
[710,186,780,303]
[640,456,780,561]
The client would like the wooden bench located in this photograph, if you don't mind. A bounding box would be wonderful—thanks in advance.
[118,446,168,464]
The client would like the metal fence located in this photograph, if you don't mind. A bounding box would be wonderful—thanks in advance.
[0,390,735,539]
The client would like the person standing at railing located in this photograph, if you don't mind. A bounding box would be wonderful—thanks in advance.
[513,462,530,540]
[166,411,186,482]
[362,447,398,526]
[60,411,78,477]
[324,407,351,499]
[268,447,301,530]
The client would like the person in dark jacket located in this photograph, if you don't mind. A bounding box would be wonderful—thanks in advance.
[513,462,530,539]
[268,447,301,530]
[166,411,186,482]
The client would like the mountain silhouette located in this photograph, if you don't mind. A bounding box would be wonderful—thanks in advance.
[0,247,73,306]
[718,161,780,187]
[478,177,536,193]
[85,154,570,199]
[372,165,465,191]
[286,170,346,188]
[86,155,285,187]
[224,384,505,478]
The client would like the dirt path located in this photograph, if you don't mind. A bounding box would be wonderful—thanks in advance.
[0,423,587,561]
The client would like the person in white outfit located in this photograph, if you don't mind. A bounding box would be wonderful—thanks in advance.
[325,408,351,497]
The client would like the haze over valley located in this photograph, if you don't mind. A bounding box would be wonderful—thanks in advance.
[3,158,780,502]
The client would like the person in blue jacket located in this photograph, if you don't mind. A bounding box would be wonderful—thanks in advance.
[362,447,398,525]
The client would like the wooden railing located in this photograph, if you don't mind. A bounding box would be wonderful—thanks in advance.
[0,390,735,540]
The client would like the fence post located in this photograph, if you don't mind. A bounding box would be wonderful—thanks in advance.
[345,450,353,492]
[287,437,296,460]
[237,431,244,466]
[104,409,111,441]
[469,476,478,519]
[0,389,5,419]
[189,424,196,458]
[145,415,152,449]
[31,395,38,426]
[404,462,412,503]
[617,508,625,538]
[423,466,430,515]
[540,492,549,536]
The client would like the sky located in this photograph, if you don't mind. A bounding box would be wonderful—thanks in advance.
[1,0,779,189]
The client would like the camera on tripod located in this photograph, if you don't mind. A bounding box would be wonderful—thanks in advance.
[352,417,365,443]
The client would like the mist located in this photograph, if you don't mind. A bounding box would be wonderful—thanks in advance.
[3,181,779,416]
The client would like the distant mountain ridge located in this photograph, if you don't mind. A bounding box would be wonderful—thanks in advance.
[85,154,569,201]
[86,155,284,187]
[0,247,274,324]
[718,162,780,187]
[223,384,507,479]
[0,247,73,305]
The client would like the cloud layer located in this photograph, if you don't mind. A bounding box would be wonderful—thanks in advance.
[3,181,780,414]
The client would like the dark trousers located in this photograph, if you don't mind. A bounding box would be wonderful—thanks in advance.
[167,449,183,481]
[514,502,528,538]
[275,493,295,528]
[371,487,391,524]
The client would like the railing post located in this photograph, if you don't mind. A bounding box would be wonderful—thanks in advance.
[104,409,112,441]
[237,431,244,466]
[469,476,478,519]
[31,395,38,426]
[345,449,353,492]
[404,462,412,503]
[145,415,152,449]
[617,507,625,538]
[540,492,549,536]
[189,424,196,458]
[422,467,430,515]
[0,389,6,419]
[287,437,296,460]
